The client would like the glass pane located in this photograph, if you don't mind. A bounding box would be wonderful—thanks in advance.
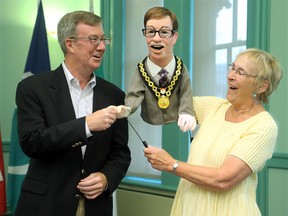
[127,112,161,178]
[232,46,246,62]
[215,49,228,98]
[237,0,247,41]
[216,0,233,45]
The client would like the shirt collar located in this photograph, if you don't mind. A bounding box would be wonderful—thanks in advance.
[62,62,96,88]
[147,56,176,77]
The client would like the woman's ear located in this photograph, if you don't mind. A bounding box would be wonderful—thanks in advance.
[257,80,269,94]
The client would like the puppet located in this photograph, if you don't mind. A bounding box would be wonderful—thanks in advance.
[114,6,196,132]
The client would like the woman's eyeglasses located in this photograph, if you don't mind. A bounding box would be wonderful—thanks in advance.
[228,64,257,79]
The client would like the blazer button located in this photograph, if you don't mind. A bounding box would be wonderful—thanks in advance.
[81,169,85,174]
[75,194,82,199]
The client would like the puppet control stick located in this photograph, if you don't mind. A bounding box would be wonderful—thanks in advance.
[128,121,148,148]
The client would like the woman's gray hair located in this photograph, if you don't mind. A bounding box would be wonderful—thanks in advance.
[237,48,283,103]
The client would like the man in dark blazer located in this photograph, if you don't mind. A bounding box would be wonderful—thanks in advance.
[15,11,131,216]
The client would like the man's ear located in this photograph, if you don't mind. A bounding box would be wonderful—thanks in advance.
[66,39,74,53]
[257,80,269,94]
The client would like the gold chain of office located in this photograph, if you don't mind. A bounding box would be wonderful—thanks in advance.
[138,56,182,109]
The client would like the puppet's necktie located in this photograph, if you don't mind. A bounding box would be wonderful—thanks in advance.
[158,68,169,88]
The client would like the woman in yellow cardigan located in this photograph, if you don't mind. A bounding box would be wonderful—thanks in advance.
[144,48,283,216]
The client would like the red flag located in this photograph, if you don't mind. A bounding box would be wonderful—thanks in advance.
[0,131,7,214]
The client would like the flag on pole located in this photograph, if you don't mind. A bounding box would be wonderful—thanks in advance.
[7,0,50,213]
[0,129,7,215]
[7,111,29,214]
[22,0,50,78]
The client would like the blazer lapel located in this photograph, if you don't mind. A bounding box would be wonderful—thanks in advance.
[92,77,109,112]
[83,77,109,160]
[48,66,76,122]
[48,66,83,159]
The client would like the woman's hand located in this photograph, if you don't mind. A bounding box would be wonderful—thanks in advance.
[144,146,176,173]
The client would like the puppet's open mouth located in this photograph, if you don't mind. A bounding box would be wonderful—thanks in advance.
[151,45,164,50]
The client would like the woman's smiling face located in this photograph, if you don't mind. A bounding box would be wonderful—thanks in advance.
[226,54,258,107]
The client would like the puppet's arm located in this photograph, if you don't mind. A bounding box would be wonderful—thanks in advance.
[123,68,146,116]
[177,65,196,132]
[111,68,146,119]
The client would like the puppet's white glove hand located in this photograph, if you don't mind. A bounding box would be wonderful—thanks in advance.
[115,105,132,119]
[178,114,197,132]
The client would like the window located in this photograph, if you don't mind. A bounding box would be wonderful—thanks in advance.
[193,0,247,98]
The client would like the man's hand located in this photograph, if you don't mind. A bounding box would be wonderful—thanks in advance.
[77,172,108,199]
[86,106,117,131]
[178,114,197,132]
